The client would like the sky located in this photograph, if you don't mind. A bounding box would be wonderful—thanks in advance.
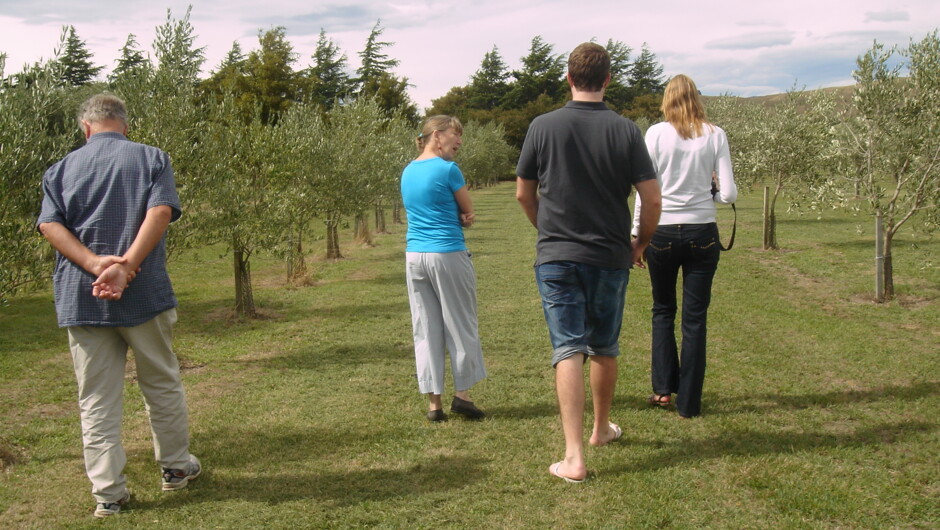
[1,1,937,111]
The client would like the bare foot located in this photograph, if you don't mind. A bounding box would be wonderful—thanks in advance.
[549,460,586,483]
[589,422,623,447]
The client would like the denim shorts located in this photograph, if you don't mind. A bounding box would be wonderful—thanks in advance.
[534,261,629,366]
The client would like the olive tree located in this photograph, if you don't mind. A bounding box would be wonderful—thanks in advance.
[195,95,289,317]
[456,121,517,188]
[838,32,940,300]
[371,113,413,234]
[326,98,401,249]
[117,8,206,259]
[710,89,836,249]
[275,102,332,281]
[0,58,75,303]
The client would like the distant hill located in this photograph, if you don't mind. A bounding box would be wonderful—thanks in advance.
[745,85,854,106]
[704,85,855,112]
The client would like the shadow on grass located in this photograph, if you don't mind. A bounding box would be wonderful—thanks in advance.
[615,420,934,474]
[611,380,939,474]
[260,342,407,370]
[0,295,63,353]
[480,401,558,420]
[776,217,858,227]
[133,463,488,512]
[825,237,931,255]
[165,408,489,506]
[713,380,940,414]
[303,301,406,321]
[320,270,404,288]
[179,297,403,321]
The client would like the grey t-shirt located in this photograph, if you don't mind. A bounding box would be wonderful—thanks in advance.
[37,132,182,327]
[516,101,656,268]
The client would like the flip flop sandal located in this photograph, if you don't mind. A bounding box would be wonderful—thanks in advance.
[550,461,585,484]
[647,393,672,407]
[608,422,623,441]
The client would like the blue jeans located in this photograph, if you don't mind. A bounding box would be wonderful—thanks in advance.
[534,261,629,366]
[645,223,720,417]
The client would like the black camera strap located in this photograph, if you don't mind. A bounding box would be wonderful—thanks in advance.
[719,203,736,251]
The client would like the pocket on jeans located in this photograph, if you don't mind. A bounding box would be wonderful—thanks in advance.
[537,261,577,281]
[646,240,672,263]
[690,236,720,262]
[536,262,578,303]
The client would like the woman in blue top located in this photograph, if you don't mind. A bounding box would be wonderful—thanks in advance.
[400,115,487,422]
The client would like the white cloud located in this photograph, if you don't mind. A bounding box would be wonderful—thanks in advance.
[865,10,910,22]
[1,0,938,109]
[705,31,797,50]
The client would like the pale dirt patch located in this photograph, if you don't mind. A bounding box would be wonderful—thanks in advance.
[286,275,324,288]
[756,249,938,311]
[0,442,23,470]
[122,355,208,384]
[894,293,938,309]
[821,374,867,392]
[347,267,379,281]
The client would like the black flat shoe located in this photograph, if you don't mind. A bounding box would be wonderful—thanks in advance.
[427,409,447,422]
[450,396,485,419]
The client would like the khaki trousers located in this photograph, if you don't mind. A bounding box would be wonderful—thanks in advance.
[67,308,191,503]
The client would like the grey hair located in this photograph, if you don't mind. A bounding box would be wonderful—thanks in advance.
[78,94,128,128]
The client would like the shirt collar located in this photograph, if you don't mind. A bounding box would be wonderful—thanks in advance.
[564,100,609,111]
[87,131,128,144]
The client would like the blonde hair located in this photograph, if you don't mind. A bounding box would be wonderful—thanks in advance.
[661,74,710,140]
[416,115,463,152]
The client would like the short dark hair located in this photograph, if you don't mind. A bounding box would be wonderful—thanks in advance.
[567,42,610,92]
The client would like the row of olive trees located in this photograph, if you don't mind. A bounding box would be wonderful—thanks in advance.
[0,56,79,304]
[708,86,837,250]
[0,10,517,313]
[708,31,940,301]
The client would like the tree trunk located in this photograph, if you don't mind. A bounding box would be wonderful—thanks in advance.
[326,216,342,259]
[764,184,781,250]
[762,187,771,249]
[393,201,403,224]
[354,212,372,245]
[767,211,778,250]
[875,211,885,302]
[884,234,895,300]
[287,226,307,283]
[233,245,256,318]
[374,203,387,233]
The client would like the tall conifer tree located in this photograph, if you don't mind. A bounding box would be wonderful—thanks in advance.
[58,26,103,86]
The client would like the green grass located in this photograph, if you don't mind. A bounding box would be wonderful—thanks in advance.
[1,182,938,528]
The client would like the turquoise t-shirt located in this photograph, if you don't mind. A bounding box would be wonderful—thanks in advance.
[400,157,467,253]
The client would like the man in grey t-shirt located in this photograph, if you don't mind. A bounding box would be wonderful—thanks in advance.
[37,94,201,517]
[516,43,662,482]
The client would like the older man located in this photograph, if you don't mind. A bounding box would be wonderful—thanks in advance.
[37,94,200,517]
[516,42,662,482]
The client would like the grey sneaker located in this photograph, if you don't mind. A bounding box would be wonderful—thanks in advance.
[162,454,202,491]
[94,491,130,518]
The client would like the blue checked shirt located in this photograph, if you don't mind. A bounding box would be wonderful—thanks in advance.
[37,132,182,327]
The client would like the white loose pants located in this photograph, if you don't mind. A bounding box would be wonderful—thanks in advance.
[405,251,487,395]
[67,308,191,503]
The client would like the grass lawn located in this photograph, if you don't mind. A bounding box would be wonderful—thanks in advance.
[1,181,938,528]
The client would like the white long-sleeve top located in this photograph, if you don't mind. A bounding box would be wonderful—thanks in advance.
[633,121,737,234]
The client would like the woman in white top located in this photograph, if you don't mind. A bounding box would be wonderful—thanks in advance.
[633,74,737,418]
